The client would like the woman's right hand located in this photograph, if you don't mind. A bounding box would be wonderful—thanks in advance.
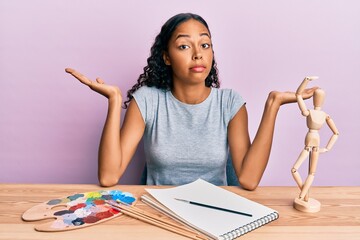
[65,68,122,101]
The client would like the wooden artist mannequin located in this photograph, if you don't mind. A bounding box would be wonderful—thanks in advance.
[291,77,339,213]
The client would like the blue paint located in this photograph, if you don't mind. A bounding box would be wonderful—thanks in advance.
[67,193,84,201]
[47,199,62,205]
[72,218,85,226]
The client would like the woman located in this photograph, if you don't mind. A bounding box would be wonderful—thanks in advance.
[66,13,316,189]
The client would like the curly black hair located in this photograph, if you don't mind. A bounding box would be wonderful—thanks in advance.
[123,13,220,109]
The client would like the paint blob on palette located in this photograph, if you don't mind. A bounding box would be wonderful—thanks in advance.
[22,190,136,232]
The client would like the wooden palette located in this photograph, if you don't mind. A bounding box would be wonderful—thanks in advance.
[22,189,136,232]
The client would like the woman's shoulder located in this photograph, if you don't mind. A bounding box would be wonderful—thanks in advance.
[133,85,166,98]
[212,88,246,110]
[132,86,166,122]
[134,85,161,94]
[212,88,243,99]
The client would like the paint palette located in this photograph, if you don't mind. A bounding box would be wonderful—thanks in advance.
[22,190,136,232]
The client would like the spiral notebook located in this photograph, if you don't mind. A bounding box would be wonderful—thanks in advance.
[142,179,278,240]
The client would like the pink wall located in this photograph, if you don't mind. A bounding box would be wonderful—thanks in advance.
[1,0,359,186]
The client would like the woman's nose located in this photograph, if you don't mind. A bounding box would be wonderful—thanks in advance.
[192,48,202,60]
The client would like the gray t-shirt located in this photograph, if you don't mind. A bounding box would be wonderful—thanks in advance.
[133,86,245,185]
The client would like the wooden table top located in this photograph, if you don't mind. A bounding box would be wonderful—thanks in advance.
[0,184,359,240]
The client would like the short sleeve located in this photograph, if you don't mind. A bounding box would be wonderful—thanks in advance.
[227,89,246,121]
[132,86,154,124]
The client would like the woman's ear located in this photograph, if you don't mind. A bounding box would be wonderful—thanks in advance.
[162,51,171,66]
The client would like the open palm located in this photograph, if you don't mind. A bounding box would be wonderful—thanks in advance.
[65,68,122,100]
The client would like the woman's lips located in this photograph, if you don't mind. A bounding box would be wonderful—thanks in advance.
[190,66,206,72]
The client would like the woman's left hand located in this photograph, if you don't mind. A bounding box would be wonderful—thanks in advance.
[270,87,318,106]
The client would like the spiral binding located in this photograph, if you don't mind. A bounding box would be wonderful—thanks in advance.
[219,212,279,240]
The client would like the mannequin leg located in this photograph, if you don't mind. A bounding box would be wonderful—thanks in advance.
[291,148,310,190]
[304,152,311,201]
[299,148,319,200]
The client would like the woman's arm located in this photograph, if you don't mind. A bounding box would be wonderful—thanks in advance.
[66,69,145,187]
[98,98,145,187]
[228,89,317,190]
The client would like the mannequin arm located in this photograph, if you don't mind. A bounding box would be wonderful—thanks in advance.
[296,76,318,94]
[296,95,309,116]
[296,77,317,116]
[320,116,339,152]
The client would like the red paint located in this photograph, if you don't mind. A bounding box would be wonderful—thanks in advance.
[83,215,100,224]
[109,207,120,214]
[93,199,105,205]
[96,210,114,219]
[69,203,86,211]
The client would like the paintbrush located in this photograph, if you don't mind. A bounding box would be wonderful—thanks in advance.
[105,200,207,240]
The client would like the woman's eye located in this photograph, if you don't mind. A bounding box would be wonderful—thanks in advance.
[202,43,211,49]
[179,45,190,50]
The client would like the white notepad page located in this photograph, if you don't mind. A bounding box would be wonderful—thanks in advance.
[145,179,278,240]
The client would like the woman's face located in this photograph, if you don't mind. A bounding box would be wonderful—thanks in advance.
[163,19,213,87]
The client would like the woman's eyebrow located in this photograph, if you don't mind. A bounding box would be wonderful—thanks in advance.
[200,33,211,38]
[175,34,190,40]
[175,32,211,40]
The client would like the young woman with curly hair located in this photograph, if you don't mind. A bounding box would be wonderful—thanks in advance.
[66,13,317,189]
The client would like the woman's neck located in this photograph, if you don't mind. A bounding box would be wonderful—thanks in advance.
[171,84,211,105]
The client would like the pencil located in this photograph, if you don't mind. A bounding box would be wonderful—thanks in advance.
[174,198,253,217]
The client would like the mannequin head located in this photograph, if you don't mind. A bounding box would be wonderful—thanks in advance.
[313,88,325,109]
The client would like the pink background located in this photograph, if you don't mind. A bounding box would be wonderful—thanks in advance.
[1,0,359,186]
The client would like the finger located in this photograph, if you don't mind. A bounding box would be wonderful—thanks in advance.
[65,68,93,85]
[96,77,105,84]
[302,87,318,99]
[307,86,319,93]
[65,68,75,74]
